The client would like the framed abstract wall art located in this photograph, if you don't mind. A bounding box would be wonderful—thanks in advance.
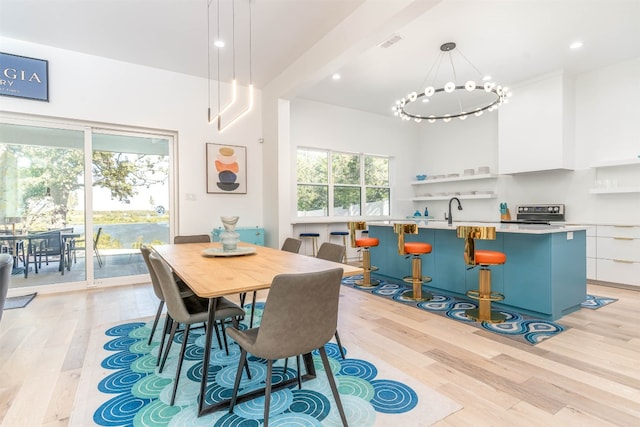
[206,143,247,194]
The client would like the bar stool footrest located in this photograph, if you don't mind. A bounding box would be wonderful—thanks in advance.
[402,275,432,284]
[466,290,504,302]
[354,278,380,287]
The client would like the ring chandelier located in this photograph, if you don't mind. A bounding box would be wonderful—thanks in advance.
[392,42,512,123]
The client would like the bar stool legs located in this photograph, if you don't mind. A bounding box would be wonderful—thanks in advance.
[299,233,319,257]
[465,267,506,323]
[394,223,433,302]
[348,222,379,288]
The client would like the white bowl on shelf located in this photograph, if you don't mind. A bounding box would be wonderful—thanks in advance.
[463,168,475,175]
[477,166,490,174]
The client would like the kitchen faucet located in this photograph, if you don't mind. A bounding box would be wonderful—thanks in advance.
[445,197,463,225]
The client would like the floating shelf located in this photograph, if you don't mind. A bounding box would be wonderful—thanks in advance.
[588,187,640,194]
[412,193,497,201]
[411,173,498,185]
[590,158,640,168]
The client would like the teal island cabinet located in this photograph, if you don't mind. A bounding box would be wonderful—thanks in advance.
[367,221,587,321]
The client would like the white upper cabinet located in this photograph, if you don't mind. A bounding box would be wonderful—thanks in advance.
[498,72,575,174]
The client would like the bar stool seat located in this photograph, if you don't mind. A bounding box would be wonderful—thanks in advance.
[404,241,432,255]
[475,250,506,265]
[299,232,320,256]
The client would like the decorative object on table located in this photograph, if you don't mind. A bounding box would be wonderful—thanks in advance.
[206,143,247,194]
[500,202,511,221]
[219,216,240,252]
[391,42,512,123]
[416,174,427,181]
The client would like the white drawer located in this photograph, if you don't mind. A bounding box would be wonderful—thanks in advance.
[597,236,640,262]
[587,236,596,258]
[587,257,597,281]
[597,225,640,239]
[596,258,640,286]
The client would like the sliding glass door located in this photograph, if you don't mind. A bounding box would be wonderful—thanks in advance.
[0,118,174,291]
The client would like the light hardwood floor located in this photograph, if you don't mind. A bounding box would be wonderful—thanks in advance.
[0,281,638,426]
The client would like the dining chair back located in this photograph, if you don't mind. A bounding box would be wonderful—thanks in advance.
[0,254,12,322]
[316,242,346,263]
[227,267,348,426]
[140,245,166,347]
[280,237,302,253]
[174,234,211,244]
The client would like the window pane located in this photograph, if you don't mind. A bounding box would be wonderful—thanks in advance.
[297,185,328,216]
[365,156,389,186]
[333,186,361,216]
[297,149,327,184]
[366,188,390,216]
[332,152,360,184]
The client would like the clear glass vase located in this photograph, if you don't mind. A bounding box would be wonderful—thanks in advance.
[220,216,240,252]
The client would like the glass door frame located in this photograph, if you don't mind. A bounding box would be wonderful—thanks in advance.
[0,112,178,294]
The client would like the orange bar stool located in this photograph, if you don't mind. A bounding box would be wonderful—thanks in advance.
[348,221,379,287]
[329,231,349,263]
[299,232,319,256]
[456,226,506,323]
[393,223,433,302]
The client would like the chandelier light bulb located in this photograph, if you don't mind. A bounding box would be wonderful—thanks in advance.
[443,115,451,122]
[408,92,418,102]
[459,114,468,120]
[475,109,483,116]
[424,86,435,97]
[414,118,422,123]
[444,82,456,93]
[465,81,476,91]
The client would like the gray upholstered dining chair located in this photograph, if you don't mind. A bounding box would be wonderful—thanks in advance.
[280,237,302,253]
[174,234,211,244]
[148,251,245,405]
[227,268,349,427]
[316,242,347,359]
[0,254,12,323]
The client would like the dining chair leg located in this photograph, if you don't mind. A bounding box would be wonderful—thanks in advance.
[334,330,346,359]
[170,324,190,406]
[160,319,179,373]
[229,348,248,413]
[156,315,172,366]
[296,355,302,389]
[319,346,348,427]
[213,320,223,350]
[249,291,257,328]
[263,359,273,427]
[148,301,164,345]
[219,319,231,355]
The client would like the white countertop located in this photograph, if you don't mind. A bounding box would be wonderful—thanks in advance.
[369,220,589,234]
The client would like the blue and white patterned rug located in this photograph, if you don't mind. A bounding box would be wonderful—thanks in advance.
[342,275,568,345]
[82,310,461,427]
[581,294,618,309]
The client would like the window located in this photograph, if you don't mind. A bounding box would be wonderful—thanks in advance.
[296,148,390,217]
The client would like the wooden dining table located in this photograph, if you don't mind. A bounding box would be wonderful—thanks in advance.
[152,241,362,416]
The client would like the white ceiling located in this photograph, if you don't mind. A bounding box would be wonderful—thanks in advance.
[2,0,640,118]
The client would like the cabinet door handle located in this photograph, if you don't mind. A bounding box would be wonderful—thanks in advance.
[613,237,634,241]
[613,259,633,264]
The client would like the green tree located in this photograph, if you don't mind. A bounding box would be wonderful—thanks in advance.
[16,145,167,229]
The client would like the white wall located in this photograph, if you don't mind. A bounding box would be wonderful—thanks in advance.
[0,37,264,236]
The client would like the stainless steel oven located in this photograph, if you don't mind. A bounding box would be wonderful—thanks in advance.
[500,204,565,225]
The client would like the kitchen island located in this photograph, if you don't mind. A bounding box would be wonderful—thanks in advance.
[367,220,587,321]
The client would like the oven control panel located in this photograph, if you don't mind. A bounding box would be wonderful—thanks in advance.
[516,204,565,221]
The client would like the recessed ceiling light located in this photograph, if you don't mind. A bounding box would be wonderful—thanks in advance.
[482,75,492,81]
[332,73,341,81]
[570,41,583,49]
[214,40,225,48]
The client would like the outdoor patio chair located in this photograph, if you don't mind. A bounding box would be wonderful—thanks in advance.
[70,227,103,268]
[227,268,348,427]
[35,230,65,275]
